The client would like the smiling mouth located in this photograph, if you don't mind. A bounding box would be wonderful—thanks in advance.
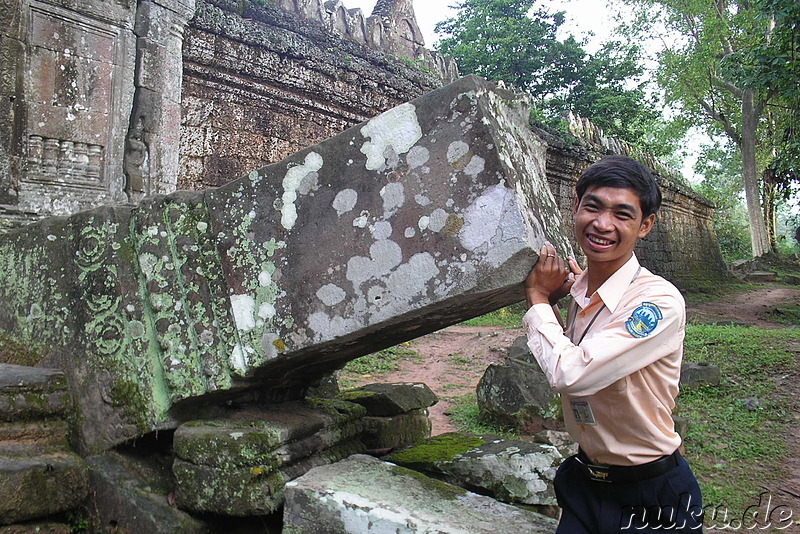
[587,235,615,247]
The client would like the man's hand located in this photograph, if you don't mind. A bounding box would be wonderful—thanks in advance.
[525,242,582,306]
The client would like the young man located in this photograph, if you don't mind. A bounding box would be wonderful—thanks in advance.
[524,155,703,532]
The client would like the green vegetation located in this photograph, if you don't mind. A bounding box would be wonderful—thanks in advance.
[338,343,420,389]
[677,323,800,511]
[447,393,518,438]
[460,302,527,327]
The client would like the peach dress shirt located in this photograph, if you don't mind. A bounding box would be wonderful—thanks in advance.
[523,254,685,466]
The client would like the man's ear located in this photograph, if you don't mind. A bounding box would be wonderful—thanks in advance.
[572,195,580,213]
[638,213,656,238]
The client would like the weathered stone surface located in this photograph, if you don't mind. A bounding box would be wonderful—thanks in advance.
[0,364,71,422]
[173,400,365,469]
[0,524,70,534]
[384,432,561,506]
[173,399,367,515]
[283,453,558,533]
[337,382,437,416]
[744,271,777,283]
[86,451,212,534]
[0,453,88,525]
[175,440,365,516]
[533,429,578,458]
[476,349,562,434]
[0,420,71,456]
[680,361,721,389]
[0,75,571,452]
[362,409,432,451]
[672,415,690,439]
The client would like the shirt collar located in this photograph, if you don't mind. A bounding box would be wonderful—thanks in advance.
[571,253,641,313]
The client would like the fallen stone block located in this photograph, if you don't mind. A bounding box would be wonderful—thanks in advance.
[0,453,88,525]
[337,382,438,416]
[744,271,777,283]
[476,350,562,434]
[0,364,71,423]
[362,409,432,451]
[283,453,558,533]
[383,432,561,506]
[0,75,572,452]
[175,440,365,516]
[173,399,367,515]
[680,361,721,389]
[86,451,212,534]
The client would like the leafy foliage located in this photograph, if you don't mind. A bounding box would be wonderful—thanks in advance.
[434,0,673,152]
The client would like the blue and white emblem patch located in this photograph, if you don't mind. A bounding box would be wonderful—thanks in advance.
[625,302,663,338]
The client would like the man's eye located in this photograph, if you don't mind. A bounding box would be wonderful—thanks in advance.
[617,212,633,220]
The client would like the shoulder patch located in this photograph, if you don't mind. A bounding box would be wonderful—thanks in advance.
[625,302,663,338]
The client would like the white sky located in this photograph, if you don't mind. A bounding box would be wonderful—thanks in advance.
[343,0,618,50]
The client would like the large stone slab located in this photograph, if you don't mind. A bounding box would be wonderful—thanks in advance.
[173,399,367,516]
[282,454,558,533]
[0,364,71,422]
[0,75,571,452]
[384,432,562,506]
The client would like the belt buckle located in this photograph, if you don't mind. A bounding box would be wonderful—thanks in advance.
[585,463,612,482]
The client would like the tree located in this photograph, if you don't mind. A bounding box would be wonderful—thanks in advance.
[622,0,799,257]
[434,0,667,152]
[434,0,585,101]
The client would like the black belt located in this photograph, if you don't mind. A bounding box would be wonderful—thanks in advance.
[574,449,681,483]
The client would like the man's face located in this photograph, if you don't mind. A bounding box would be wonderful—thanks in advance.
[573,185,655,271]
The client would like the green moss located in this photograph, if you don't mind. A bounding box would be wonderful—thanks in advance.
[336,390,377,402]
[108,378,150,433]
[386,433,487,465]
[388,464,468,500]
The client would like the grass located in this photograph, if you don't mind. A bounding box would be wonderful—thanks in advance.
[338,342,420,389]
[677,324,800,512]
[759,302,800,326]
[447,393,519,439]
[460,302,528,327]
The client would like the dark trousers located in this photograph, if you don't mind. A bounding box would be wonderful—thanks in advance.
[554,455,704,533]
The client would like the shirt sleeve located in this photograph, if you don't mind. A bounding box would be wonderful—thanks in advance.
[523,293,684,397]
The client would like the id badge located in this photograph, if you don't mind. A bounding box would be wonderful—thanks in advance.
[571,400,596,425]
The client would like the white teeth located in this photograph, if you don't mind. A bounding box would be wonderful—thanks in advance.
[589,236,612,245]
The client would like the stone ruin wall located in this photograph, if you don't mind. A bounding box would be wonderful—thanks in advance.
[178,0,457,190]
[0,0,726,290]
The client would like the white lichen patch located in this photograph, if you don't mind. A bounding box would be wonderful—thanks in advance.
[333,189,358,216]
[281,151,324,230]
[404,227,416,238]
[427,208,449,233]
[230,294,256,332]
[371,221,392,241]
[464,155,486,177]
[459,184,528,268]
[307,311,352,341]
[380,183,405,217]
[229,343,252,374]
[418,216,429,231]
[258,302,276,319]
[316,283,347,307]
[406,145,430,168]
[352,211,370,228]
[345,239,403,290]
[255,270,272,288]
[447,140,470,165]
[360,103,422,171]
[414,194,431,206]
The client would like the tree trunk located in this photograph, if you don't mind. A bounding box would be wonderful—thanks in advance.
[740,89,771,257]
[762,167,778,252]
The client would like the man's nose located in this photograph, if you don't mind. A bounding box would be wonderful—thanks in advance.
[593,211,615,231]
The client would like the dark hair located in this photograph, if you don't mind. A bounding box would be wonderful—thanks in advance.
[575,155,662,218]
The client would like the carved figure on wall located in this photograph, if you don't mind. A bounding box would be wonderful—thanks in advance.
[124,116,150,201]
